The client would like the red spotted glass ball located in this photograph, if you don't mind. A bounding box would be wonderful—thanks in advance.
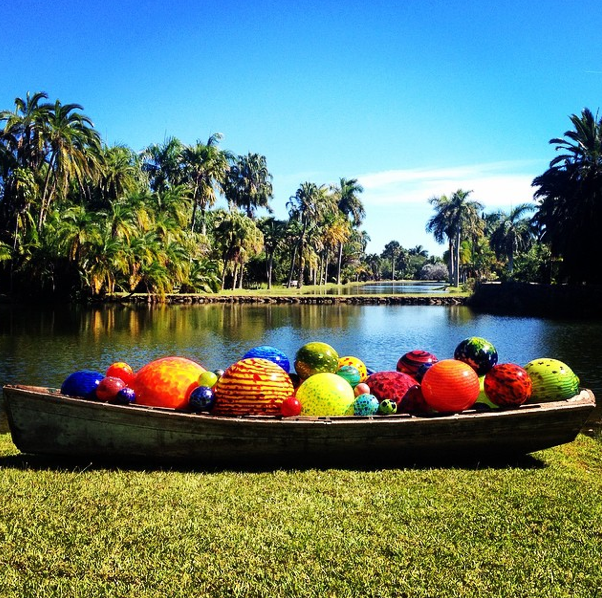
[421,359,480,413]
[131,356,206,410]
[213,358,294,416]
[396,350,438,381]
[365,371,417,406]
[484,363,532,408]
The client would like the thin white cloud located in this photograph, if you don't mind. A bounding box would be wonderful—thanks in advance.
[358,161,546,209]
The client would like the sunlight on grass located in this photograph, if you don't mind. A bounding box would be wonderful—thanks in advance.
[1,433,601,597]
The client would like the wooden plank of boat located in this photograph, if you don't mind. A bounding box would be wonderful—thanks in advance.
[2,385,596,467]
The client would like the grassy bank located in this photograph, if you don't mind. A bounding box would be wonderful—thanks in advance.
[1,432,601,597]
[217,281,467,297]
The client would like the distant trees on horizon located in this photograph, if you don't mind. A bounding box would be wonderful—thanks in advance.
[0,91,600,299]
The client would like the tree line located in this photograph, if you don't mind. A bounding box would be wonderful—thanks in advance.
[0,92,600,299]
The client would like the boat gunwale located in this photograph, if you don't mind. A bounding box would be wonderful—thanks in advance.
[2,384,595,427]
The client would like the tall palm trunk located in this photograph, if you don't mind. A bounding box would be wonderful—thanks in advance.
[453,232,461,287]
[336,242,343,285]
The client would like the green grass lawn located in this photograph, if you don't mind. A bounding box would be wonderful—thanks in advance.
[1,432,601,597]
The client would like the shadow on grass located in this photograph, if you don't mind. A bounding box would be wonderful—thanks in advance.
[0,450,547,474]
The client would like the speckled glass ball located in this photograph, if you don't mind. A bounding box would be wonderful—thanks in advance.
[242,345,290,373]
[524,358,579,403]
[353,393,380,416]
[295,373,355,416]
[295,342,340,379]
[484,363,532,408]
[378,399,398,415]
[454,337,498,376]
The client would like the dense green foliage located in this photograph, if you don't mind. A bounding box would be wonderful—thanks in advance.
[1,431,601,597]
[1,92,600,297]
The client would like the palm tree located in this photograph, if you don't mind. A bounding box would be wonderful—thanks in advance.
[214,211,264,289]
[0,91,51,172]
[38,100,102,230]
[140,137,185,193]
[318,214,349,285]
[182,133,232,234]
[0,92,52,238]
[381,240,402,281]
[225,153,273,218]
[331,177,365,284]
[96,144,140,206]
[286,182,335,288]
[408,245,429,258]
[257,217,287,289]
[489,204,535,275]
[426,189,484,286]
[532,108,602,283]
[364,253,383,280]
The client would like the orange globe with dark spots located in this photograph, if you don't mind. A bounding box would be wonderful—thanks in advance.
[131,356,206,409]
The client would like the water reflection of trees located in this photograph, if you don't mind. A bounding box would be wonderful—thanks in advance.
[2,304,601,398]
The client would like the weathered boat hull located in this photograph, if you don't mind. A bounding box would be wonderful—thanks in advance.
[2,385,596,467]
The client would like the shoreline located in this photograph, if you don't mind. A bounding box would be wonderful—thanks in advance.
[97,294,468,306]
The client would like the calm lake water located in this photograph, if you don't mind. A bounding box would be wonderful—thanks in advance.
[1,303,601,406]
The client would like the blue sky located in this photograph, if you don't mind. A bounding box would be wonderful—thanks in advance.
[2,0,601,256]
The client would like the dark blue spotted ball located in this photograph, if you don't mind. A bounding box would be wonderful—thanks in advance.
[188,385,215,412]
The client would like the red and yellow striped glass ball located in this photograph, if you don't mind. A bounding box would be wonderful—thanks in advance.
[131,356,206,410]
[213,357,295,416]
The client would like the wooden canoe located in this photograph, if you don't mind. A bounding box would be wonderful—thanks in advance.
[1,384,596,467]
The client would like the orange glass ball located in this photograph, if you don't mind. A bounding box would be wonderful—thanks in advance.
[131,356,206,409]
[213,358,294,416]
[106,362,136,386]
[421,359,480,413]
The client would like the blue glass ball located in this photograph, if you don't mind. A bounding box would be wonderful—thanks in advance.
[112,387,136,405]
[353,393,380,416]
[243,345,290,373]
[60,369,104,400]
[188,385,215,412]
